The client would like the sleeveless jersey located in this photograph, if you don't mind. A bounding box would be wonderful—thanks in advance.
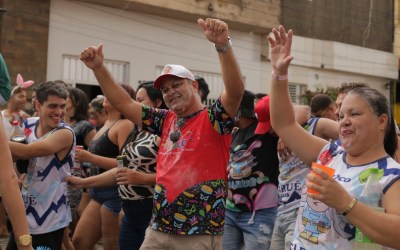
[22,117,74,234]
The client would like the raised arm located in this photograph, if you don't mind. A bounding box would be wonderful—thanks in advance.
[80,45,143,125]
[268,26,327,166]
[197,18,244,118]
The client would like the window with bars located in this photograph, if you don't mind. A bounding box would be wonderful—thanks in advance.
[289,83,307,104]
[62,55,129,85]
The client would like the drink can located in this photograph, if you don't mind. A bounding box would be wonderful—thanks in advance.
[117,155,128,168]
[72,145,84,176]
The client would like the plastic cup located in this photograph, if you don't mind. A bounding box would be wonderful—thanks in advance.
[307,162,335,194]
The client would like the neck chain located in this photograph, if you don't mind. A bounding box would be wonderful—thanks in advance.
[170,108,205,143]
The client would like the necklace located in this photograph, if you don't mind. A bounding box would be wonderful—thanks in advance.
[93,118,120,140]
[170,108,205,143]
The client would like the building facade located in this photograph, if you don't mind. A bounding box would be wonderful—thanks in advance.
[0,0,397,111]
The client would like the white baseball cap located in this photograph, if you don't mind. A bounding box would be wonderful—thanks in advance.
[153,64,195,89]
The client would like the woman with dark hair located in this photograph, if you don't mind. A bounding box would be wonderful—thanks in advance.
[65,87,96,149]
[136,81,167,109]
[71,84,134,250]
[268,25,400,249]
[89,95,107,130]
[309,94,336,121]
[63,87,96,249]
[67,82,166,249]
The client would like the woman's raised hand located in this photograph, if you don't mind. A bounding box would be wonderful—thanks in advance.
[267,25,294,76]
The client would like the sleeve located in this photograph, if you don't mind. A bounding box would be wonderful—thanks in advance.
[141,104,169,136]
[317,143,341,166]
[381,160,400,194]
[0,53,11,102]
[208,96,235,135]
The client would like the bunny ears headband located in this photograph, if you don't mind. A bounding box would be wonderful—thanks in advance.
[11,74,34,96]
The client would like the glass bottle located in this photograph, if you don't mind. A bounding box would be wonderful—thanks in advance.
[352,169,383,250]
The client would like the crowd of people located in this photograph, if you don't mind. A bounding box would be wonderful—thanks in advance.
[0,17,399,250]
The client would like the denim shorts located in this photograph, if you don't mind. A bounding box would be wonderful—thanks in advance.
[222,207,277,250]
[89,186,122,215]
[270,208,298,250]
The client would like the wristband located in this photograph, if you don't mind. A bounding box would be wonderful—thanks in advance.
[271,71,288,81]
[215,37,232,53]
[342,198,358,216]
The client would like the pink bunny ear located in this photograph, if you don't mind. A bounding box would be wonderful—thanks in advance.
[16,74,24,87]
[22,80,34,89]
[16,74,34,89]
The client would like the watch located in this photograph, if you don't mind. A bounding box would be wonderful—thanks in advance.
[215,37,232,53]
[16,234,32,247]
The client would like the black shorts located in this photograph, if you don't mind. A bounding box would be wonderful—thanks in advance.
[7,227,65,250]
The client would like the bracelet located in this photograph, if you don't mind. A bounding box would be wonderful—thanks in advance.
[342,198,358,216]
[215,37,232,53]
[271,71,288,81]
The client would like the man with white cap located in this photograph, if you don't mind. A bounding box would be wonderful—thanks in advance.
[80,18,244,249]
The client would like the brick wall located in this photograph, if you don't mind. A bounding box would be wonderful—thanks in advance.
[0,0,50,85]
[281,0,394,52]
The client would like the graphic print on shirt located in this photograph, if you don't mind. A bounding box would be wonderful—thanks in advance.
[278,151,306,205]
[227,139,277,212]
[228,140,261,179]
[299,196,331,245]
[152,179,226,235]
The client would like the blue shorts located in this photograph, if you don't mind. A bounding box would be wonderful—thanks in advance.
[223,207,277,250]
[90,186,122,215]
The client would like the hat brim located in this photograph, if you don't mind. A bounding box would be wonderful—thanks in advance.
[254,121,271,135]
[153,74,185,89]
[0,8,6,13]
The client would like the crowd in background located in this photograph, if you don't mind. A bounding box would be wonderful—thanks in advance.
[0,17,399,250]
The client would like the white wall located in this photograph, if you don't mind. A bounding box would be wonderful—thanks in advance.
[47,0,262,92]
[48,0,395,99]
